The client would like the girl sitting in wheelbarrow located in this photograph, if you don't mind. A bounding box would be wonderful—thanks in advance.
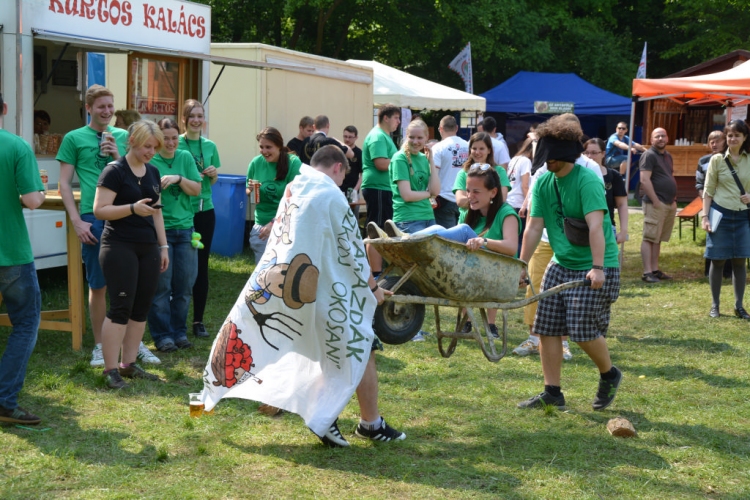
[370,165,521,337]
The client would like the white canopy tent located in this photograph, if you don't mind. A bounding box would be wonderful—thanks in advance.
[347,60,486,112]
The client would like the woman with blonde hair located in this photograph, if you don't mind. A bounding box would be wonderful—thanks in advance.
[93,120,168,389]
[387,119,440,234]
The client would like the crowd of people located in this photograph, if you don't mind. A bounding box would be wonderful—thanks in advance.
[2,88,748,447]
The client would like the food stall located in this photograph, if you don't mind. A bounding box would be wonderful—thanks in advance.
[632,58,750,201]
[0,0,297,348]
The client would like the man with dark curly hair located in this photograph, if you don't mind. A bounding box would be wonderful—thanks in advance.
[517,114,622,411]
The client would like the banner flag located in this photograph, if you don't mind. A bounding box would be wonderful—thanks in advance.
[449,43,473,94]
[636,42,647,79]
[200,165,376,437]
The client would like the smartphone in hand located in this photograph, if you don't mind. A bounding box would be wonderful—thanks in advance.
[152,204,165,209]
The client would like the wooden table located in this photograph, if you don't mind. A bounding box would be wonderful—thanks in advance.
[0,193,85,350]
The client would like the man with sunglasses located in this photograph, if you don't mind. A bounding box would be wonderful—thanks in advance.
[605,122,647,175]
[517,114,622,412]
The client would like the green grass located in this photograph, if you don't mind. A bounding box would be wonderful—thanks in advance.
[1,214,749,499]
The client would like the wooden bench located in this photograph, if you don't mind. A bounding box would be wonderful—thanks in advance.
[677,196,703,241]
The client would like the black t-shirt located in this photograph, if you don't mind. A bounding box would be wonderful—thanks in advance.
[602,167,627,227]
[302,132,347,164]
[98,156,162,244]
[287,137,305,158]
[340,145,363,193]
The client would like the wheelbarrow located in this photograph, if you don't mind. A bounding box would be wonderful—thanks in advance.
[366,233,588,362]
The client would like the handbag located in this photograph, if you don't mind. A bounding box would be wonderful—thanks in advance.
[723,156,750,223]
[554,180,590,246]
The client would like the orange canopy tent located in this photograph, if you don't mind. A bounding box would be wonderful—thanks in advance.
[621,61,750,198]
[632,59,750,106]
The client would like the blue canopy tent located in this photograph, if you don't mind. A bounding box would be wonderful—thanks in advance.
[481,71,632,115]
[480,71,636,186]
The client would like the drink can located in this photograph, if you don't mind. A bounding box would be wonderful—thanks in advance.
[189,393,204,418]
[99,132,114,157]
[253,181,261,203]
[39,169,48,192]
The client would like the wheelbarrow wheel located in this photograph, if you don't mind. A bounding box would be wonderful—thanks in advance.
[373,276,426,345]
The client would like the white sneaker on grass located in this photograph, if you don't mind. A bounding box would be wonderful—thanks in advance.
[90,343,104,367]
[512,338,540,356]
[137,342,161,364]
[562,341,573,361]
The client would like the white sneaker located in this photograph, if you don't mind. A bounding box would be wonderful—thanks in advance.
[562,342,573,361]
[90,343,104,367]
[411,331,426,342]
[512,338,540,356]
[137,342,162,364]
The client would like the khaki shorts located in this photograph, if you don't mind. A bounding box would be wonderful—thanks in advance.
[642,201,676,243]
[524,241,554,326]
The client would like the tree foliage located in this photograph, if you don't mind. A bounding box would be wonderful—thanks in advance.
[197,0,750,96]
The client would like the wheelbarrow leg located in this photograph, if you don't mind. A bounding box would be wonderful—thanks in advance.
[437,305,458,358]
[472,308,506,363]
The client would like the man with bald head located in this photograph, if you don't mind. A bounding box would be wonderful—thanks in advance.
[639,127,677,283]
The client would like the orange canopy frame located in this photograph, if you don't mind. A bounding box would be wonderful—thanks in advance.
[632,60,750,106]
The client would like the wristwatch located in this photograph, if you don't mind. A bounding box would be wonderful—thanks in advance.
[592,265,604,270]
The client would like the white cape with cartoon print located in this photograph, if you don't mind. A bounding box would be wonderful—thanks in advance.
[201,165,376,436]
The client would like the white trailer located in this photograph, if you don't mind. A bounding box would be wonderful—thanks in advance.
[0,0,294,269]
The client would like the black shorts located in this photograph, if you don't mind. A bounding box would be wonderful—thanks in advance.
[100,240,161,325]
[362,188,393,229]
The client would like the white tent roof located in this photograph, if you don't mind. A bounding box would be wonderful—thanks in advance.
[347,60,486,112]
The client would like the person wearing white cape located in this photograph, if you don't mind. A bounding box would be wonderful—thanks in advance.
[201,145,405,447]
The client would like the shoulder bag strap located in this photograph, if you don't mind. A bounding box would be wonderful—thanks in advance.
[553,179,567,219]
[724,156,750,210]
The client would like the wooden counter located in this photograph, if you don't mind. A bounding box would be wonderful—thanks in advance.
[0,192,85,351]
[665,144,712,176]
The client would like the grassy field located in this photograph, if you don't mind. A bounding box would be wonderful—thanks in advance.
[1,213,749,499]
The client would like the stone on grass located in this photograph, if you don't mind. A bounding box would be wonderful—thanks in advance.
[607,417,637,437]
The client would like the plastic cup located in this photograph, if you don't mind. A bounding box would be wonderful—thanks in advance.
[189,393,204,418]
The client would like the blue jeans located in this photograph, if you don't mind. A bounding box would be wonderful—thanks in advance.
[248,223,269,264]
[147,229,197,348]
[414,223,478,243]
[0,263,41,410]
[433,198,459,228]
[79,213,106,290]
[395,219,436,234]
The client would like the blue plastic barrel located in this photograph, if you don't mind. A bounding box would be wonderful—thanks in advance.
[211,174,247,257]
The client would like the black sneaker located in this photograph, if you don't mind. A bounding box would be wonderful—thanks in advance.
[119,363,160,381]
[157,341,178,353]
[355,418,406,442]
[317,419,350,448]
[488,324,499,338]
[517,391,566,410]
[175,338,193,349]
[461,321,472,333]
[104,368,128,389]
[193,322,210,338]
[593,366,622,410]
[0,406,41,425]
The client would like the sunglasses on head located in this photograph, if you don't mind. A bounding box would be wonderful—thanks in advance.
[469,163,492,173]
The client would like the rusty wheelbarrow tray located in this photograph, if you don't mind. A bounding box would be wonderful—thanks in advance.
[367,233,588,362]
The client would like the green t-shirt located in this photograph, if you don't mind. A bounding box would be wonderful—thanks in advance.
[0,130,44,266]
[362,126,398,191]
[453,165,512,219]
[56,125,128,214]
[389,150,434,223]
[151,150,203,230]
[246,154,302,226]
[178,136,221,212]
[530,165,619,270]
[459,202,521,256]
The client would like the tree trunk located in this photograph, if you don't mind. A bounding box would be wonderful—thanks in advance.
[315,0,344,55]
